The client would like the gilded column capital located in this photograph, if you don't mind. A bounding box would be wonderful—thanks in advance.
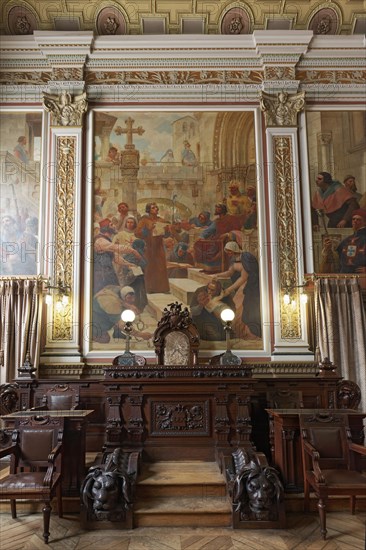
[260,90,305,127]
[43,89,88,126]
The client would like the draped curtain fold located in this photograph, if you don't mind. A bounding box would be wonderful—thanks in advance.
[0,278,43,383]
[314,278,366,412]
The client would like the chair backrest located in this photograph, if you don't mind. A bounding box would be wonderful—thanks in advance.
[153,302,200,365]
[42,384,79,410]
[336,380,361,410]
[299,412,351,469]
[266,389,303,410]
[13,415,64,471]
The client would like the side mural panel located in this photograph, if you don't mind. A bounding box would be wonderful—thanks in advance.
[0,112,42,276]
[91,110,263,351]
[307,110,366,275]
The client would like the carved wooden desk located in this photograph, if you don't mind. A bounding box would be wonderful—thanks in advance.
[102,363,256,461]
[2,409,93,496]
[266,408,366,493]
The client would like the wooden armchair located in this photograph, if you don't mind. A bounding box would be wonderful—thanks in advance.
[299,411,366,540]
[39,383,80,411]
[0,415,64,544]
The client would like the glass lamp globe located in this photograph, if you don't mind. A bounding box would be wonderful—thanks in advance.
[220,308,235,322]
[121,309,136,323]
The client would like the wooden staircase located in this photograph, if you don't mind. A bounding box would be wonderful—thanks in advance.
[133,460,232,527]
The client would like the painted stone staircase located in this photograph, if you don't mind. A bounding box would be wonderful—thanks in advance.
[133,460,232,527]
[146,268,229,320]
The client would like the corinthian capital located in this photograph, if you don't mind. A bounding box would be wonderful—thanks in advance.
[260,91,305,127]
[43,90,88,126]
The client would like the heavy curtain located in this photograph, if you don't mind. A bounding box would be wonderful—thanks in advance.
[315,277,366,412]
[0,278,43,383]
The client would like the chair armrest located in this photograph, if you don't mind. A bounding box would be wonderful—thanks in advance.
[302,440,316,457]
[0,443,18,459]
[303,441,325,482]
[43,442,63,487]
[349,442,366,456]
[48,441,63,463]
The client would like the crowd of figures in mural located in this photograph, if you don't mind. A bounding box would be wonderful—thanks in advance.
[307,110,366,277]
[92,110,262,350]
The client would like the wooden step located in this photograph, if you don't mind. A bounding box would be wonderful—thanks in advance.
[134,460,231,527]
[136,460,227,498]
[134,495,232,527]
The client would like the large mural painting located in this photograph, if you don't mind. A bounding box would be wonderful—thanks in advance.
[307,110,366,275]
[91,110,262,351]
[0,111,42,276]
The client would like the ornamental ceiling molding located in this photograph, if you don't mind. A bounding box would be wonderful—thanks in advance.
[297,69,366,84]
[0,0,362,35]
[0,32,364,103]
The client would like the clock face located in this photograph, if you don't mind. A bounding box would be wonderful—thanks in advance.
[163,332,190,365]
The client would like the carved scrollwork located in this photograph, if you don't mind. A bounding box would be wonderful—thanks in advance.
[52,136,75,340]
[152,401,209,435]
[273,136,302,340]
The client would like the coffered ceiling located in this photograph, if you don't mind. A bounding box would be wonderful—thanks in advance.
[1,0,365,36]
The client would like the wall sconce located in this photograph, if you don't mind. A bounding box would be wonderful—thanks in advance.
[44,277,70,309]
[283,281,309,307]
[219,308,242,366]
[112,309,146,367]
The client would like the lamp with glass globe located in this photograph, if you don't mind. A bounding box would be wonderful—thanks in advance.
[112,309,141,367]
[219,308,242,366]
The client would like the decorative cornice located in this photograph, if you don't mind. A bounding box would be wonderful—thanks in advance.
[297,69,366,84]
[85,69,263,86]
[85,58,263,69]
[0,32,364,103]
[39,361,319,379]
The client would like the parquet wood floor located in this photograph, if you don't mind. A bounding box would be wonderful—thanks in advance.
[0,511,365,550]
